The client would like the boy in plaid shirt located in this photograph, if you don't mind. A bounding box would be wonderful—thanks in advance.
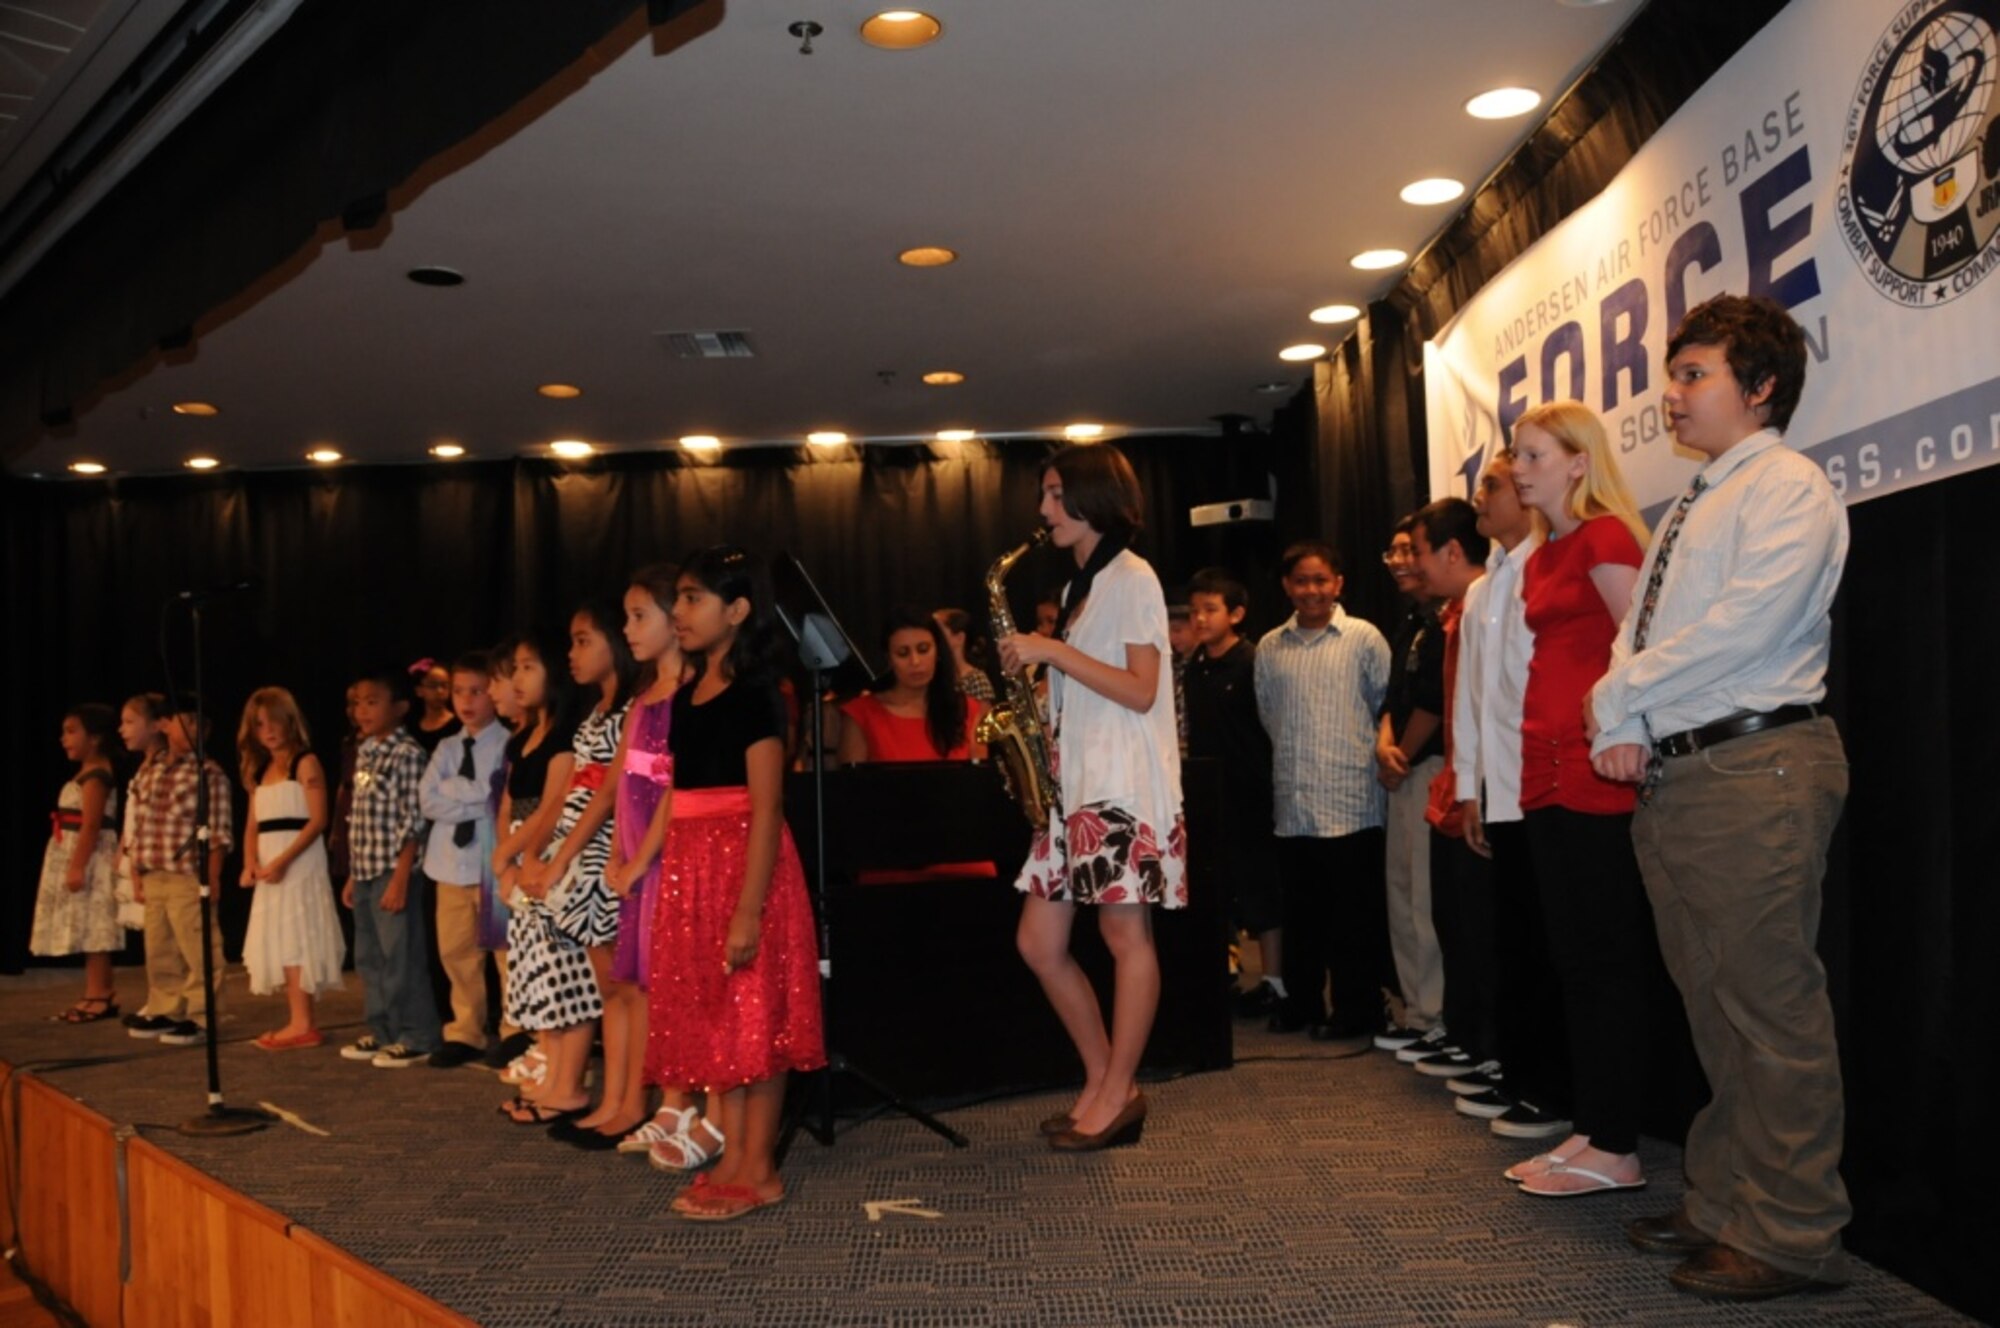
[122,698,234,1045]
[338,670,441,1067]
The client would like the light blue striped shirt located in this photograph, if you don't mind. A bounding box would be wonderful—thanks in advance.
[1254,605,1390,838]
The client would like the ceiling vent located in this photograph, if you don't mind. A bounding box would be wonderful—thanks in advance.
[654,330,757,360]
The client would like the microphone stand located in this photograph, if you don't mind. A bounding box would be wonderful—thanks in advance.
[167,591,274,1136]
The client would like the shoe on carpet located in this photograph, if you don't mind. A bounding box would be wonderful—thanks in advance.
[1309,1018,1377,1042]
[1626,1209,1717,1257]
[1394,1025,1452,1063]
[340,1035,381,1062]
[428,1040,482,1069]
[1413,1047,1477,1078]
[483,1031,534,1068]
[1446,1063,1502,1095]
[124,1012,176,1039]
[1669,1245,1839,1300]
[1489,1100,1573,1140]
[1372,1023,1426,1051]
[1454,1088,1514,1120]
[1233,981,1281,1019]
[1266,1010,1313,1034]
[157,1021,205,1046]
[1517,1161,1646,1198]
[371,1043,429,1068]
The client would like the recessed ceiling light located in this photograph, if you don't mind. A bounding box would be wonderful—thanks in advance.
[306,447,343,464]
[171,401,219,417]
[406,266,465,287]
[537,383,582,399]
[430,443,466,459]
[549,439,595,459]
[1063,423,1105,441]
[922,370,966,385]
[860,10,942,49]
[1400,177,1466,205]
[68,460,106,475]
[1279,344,1329,362]
[1310,303,1362,324]
[1350,249,1409,270]
[935,429,977,442]
[898,246,958,268]
[1465,86,1542,120]
[184,455,220,470]
[680,435,722,453]
[807,431,849,447]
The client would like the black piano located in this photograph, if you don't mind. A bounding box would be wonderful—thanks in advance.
[784,757,1233,1106]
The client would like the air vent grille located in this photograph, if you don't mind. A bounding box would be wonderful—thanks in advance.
[654,330,757,360]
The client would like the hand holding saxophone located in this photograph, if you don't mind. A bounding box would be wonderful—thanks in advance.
[998,631,1060,675]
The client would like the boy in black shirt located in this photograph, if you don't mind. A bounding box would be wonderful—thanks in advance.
[1184,567,1284,1018]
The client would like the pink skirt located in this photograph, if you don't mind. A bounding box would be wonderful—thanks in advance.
[643,788,826,1091]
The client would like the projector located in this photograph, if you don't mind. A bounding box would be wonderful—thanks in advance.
[1189,498,1275,527]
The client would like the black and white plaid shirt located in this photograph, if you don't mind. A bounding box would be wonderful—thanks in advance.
[347,729,427,879]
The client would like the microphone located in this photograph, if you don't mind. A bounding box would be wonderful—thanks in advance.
[175,580,257,601]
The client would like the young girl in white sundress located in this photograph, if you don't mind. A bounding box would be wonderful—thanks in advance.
[31,703,125,1023]
[237,687,346,1050]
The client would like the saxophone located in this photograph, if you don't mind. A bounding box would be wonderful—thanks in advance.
[975,528,1061,830]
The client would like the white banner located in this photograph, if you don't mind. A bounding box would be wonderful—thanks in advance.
[1425,0,2000,515]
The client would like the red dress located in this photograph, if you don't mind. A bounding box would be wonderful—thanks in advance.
[644,680,825,1092]
[838,693,996,881]
[1520,515,1643,815]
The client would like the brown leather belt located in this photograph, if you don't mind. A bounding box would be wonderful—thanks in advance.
[1654,705,1819,760]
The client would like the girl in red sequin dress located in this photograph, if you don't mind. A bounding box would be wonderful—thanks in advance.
[645,547,825,1220]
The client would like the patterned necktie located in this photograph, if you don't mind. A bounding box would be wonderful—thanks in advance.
[1632,473,1708,652]
[453,735,477,846]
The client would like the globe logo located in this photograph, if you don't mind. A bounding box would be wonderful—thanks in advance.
[1837,0,2000,306]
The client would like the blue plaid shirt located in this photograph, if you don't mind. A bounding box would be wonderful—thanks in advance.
[346,730,427,879]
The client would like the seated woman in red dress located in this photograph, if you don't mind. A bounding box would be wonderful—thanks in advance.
[836,606,991,880]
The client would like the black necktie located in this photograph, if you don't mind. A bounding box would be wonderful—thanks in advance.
[453,735,476,846]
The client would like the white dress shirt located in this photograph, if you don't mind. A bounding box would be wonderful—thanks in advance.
[1452,532,1541,824]
[1590,428,1848,751]
[1254,605,1389,838]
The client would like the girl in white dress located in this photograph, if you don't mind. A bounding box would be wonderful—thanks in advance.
[236,687,346,1049]
[999,444,1186,1154]
[31,703,125,1022]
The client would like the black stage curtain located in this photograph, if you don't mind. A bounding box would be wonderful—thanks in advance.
[1280,0,1994,1315]
[0,0,713,462]
[0,434,1291,967]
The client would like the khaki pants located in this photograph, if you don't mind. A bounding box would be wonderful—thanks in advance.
[140,871,223,1023]
[1632,716,1850,1281]
[433,881,490,1049]
[1383,756,1444,1028]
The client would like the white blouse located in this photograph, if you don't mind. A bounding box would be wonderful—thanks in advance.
[1050,549,1183,835]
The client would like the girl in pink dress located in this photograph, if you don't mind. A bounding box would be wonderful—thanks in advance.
[646,547,825,1221]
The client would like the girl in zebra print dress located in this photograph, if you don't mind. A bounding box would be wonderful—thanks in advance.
[507,602,637,1126]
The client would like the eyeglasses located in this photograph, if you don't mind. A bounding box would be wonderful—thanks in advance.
[1381,547,1414,564]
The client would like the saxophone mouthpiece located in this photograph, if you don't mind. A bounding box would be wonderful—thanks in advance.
[1029,526,1052,547]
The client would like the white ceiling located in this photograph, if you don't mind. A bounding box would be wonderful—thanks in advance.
[14,0,1647,476]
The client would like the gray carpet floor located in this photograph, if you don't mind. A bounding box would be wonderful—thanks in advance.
[0,966,1971,1326]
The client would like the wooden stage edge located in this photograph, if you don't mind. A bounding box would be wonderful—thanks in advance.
[0,1058,474,1328]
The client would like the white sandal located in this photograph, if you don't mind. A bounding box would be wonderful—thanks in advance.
[1502,1149,1571,1184]
[1518,1161,1647,1197]
[644,1107,726,1171]
[500,1049,547,1086]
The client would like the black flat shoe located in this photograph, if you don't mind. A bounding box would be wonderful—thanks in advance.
[554,1121,628,1151]
[1049,1094,1147,1152]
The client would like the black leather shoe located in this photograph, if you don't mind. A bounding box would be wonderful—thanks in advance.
[1626,1209,1716,1257]
[1234,983,1280,1018]
[1309,1020,1375,1042]
[1267,1010,1313,1033]
[1669,1245,1838,1300]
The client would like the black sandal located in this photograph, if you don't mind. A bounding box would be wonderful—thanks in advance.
[58,996,120,1024]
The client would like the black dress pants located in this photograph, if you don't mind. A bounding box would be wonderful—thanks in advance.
[1430,827,1498,1063]
[1487,818,1570,1113]
[1278,828,1389,1030]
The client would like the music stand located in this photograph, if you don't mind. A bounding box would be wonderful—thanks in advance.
[769,552,970,1154]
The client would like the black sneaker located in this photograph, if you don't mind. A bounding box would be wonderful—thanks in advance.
[483,1031,534,1068]
[428,1041,482,1069]
[1372,1023,1427,1052]
[371,1043,428,1068]
[1454,1088,1515,1120]
[1394,1025,1452,1064]
[340,1035,382,1062]
[1489,1100,1573,1140]
[1234,981,1281,1019]
[157,1021,205,1046]
[1412,1046,1476,1078]
[1446,1062,1503,1095]
[124,1013,176,1039]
